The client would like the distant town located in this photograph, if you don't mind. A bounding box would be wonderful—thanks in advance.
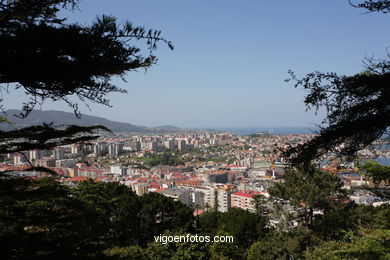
[2,130,389,224]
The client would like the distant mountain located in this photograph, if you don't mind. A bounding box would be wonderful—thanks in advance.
[1,110,153,133]
[154,125,181,130]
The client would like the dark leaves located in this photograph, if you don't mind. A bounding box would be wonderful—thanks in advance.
[285,58,390,165]
[0,123,110,154]
[349,0,390,13]
[0,1,173,118]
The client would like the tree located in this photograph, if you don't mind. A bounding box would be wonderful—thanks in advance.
[270,166,345,229]
[0,0,172,118]
[313,202,390,242]
[144,236,210,260]
[0,124,109,176]
[219,208,268,250]
[0,1,174,256]
[247,225,321,260]
[72,180,141,246]
[269,165,347,254]
[308,228,390,260]
[284,1,390,165]
[0,177,98,258]
[247,240,285,260]
[208,230,241,260]
[138,192,194,246]
[349,0,390,13]
[171,238,210,260]
[0,0,172,175]
[360,159,390,186]
[252,194,269,216]
[195,208,268,258]
[285,63,390,165]
[103,245,146,259]
[196,210,221,234]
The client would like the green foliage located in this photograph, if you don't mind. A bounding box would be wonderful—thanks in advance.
[0,116,11,124]
[247,228,311,260]
[209,155,234,163]
[73,179,141,246]
[0,178,196,258]
[0,177,95,258]
[252,194,268,216]
[308,228,390,260]
[1,174,388,259]
[103,245,146,259]
[270,166,345,227]
[138,192,194,245]
[145,237,210,260]
[144,241,177,260]
[1,1,389,259]
[247,241,282,260]
[219,208,267,249]
[279,5,390,257]
[196,210,221,234]
[313,202,390,243]
[196,208,268,258]
[171,242,210,260]
[268,165,349,255]
[135,152,185,167]
[209,230,241,260]
[361,160,390,186]
[73,180,194,247]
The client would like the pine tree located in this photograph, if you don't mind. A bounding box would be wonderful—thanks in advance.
[0,0,172,175]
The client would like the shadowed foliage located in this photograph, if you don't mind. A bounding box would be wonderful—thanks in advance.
[0,0,172,175]
[0,124,110,176]
[284,61,390,165]
[270,165,346,229]
[0,124,109,154]
[0,0,173,118]
[349,0,390,13]
[284,1,390,165]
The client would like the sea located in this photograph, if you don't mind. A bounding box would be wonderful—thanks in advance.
[211,126,318,135]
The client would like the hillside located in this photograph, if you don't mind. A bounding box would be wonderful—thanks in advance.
[1,110,158,133]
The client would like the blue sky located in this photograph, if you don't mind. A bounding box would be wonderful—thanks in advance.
[4,0,390,128]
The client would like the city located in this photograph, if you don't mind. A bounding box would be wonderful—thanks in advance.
[3,130,389,216]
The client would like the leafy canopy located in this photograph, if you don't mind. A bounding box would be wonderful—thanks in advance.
[0,0,173,176]
[0,0,173,118]
[285,59,390,164]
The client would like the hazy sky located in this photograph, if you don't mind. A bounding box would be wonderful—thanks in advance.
[4,0,390,128]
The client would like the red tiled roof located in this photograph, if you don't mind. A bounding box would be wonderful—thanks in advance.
[193,209,204,216]
[155,188,167,193]
[232,191,261,199]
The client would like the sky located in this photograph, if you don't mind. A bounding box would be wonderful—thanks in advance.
[4,0,390,128]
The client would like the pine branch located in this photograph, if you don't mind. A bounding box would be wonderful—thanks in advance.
[0,123,111,154]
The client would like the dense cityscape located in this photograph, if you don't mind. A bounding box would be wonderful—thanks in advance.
[3,130,389,216]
